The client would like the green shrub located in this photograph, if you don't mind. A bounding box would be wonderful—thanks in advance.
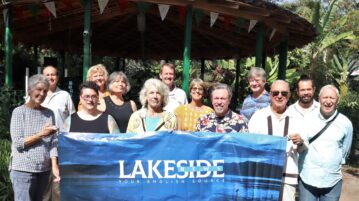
[0,139,13,201]
[338,91,359,164]
[0,86,24,140]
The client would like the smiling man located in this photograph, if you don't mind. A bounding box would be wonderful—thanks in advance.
[195,83,247,133]
[159,63,188,113]
[288,75,320,119]
[248,80,304,201]
[298,85,353,201]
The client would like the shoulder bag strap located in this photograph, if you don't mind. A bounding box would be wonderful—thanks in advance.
[309,112,339,144]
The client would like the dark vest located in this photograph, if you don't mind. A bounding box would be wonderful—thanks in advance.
[69,113,110,133]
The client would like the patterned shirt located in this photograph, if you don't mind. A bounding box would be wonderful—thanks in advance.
[240,91,270,121]
[195,110,248,133]
[174,104,214,132]
[10,105,58,173]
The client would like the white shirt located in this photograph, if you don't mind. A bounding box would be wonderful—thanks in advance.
[299,110,353,188]
[42,87,75,131]
[248,106,303,185]
[287,100,320,119]
[163,87,188,113]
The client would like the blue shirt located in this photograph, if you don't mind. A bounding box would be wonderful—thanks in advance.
[240,91,270,121]
[299,110,353,188]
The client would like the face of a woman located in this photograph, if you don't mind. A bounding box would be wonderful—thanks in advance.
[29,83,48,105]
[190,84,204,102]
[90,71,106,88]
[146,86,162,110]
[111,78,127,94]
[80,88,99,111]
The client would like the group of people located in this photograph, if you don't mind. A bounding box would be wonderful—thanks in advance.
[9,63,353,201]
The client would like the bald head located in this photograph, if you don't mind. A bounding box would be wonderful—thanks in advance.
[43,65,59,90]
[270,80,290,112]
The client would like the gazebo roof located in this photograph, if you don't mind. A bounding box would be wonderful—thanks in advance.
[1,0,317,59]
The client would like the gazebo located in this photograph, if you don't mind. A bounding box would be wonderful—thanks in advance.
[1,0,316,95]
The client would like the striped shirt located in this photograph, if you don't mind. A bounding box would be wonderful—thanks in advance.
[10,105,58,173]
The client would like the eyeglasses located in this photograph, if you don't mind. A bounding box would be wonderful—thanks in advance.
[191,87,204,92]
[82,95,98,100]
[271,91,289,97]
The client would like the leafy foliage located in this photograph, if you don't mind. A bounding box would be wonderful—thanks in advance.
[0,139,13,201]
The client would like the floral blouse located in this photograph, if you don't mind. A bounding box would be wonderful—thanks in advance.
[195,110,248,133]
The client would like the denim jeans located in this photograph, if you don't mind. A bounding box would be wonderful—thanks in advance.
[299,179,342,201]
[10,170,50,201]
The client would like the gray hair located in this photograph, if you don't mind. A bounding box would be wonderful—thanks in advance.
[211,83,232,100]
[247,67,267,80]
[270,80,290,91]
[319,85,340,98]
[139,78,169,108]
[28,74,50,95]
[107,71,130,93]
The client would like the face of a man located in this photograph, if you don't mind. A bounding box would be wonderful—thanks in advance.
[80,88,99,111]
[43,66,59,89]
[297,80,315,105]
[249,75,266,94]
[211,89,230,117]
[159,65,175,88]
[270,81,290,110]
[319,87,338,118]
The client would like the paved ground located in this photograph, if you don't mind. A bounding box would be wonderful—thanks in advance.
[341,167,359,201]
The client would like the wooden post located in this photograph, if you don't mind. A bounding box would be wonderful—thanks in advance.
[5,7,13,87]
[255,23,264,68]
[82,0,92,82]
[33,46,38,74]
[278,37,288,80]
[182,6,193,95]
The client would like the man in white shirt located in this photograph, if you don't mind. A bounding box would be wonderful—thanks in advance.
[159,63,187,112]
[42,65,75,201]
[248,80,303,201]
[298,85,353,201]
[288,75,319,119]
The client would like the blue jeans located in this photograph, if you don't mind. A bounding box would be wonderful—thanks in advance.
[299,179,342,201]
[10,170,50,201]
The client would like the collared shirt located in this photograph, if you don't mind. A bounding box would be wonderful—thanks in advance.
[287,100,320,119]
[248,106,303,185]
[299,110,353,188]
[41,87,75,131]
[240,91,270,121]
[164,87,188,113]
[10,105,58,173]
[195,110,248,133]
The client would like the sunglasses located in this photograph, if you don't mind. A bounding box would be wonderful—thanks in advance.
[271,91,289,97]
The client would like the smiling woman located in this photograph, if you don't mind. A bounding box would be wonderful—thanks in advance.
[9,74,60,201]
[174,79,213,132]
[127,78,177,133]
[63,81,119,134]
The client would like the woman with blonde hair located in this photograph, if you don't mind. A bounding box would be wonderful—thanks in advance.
[78,64,109,111]
[127,78,176,133]
[174,78,213,131]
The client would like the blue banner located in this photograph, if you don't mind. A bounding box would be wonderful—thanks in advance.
[58,131,287,201]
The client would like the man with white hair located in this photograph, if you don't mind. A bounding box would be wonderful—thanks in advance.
[298,85,353,201]
[248,80,303,201]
